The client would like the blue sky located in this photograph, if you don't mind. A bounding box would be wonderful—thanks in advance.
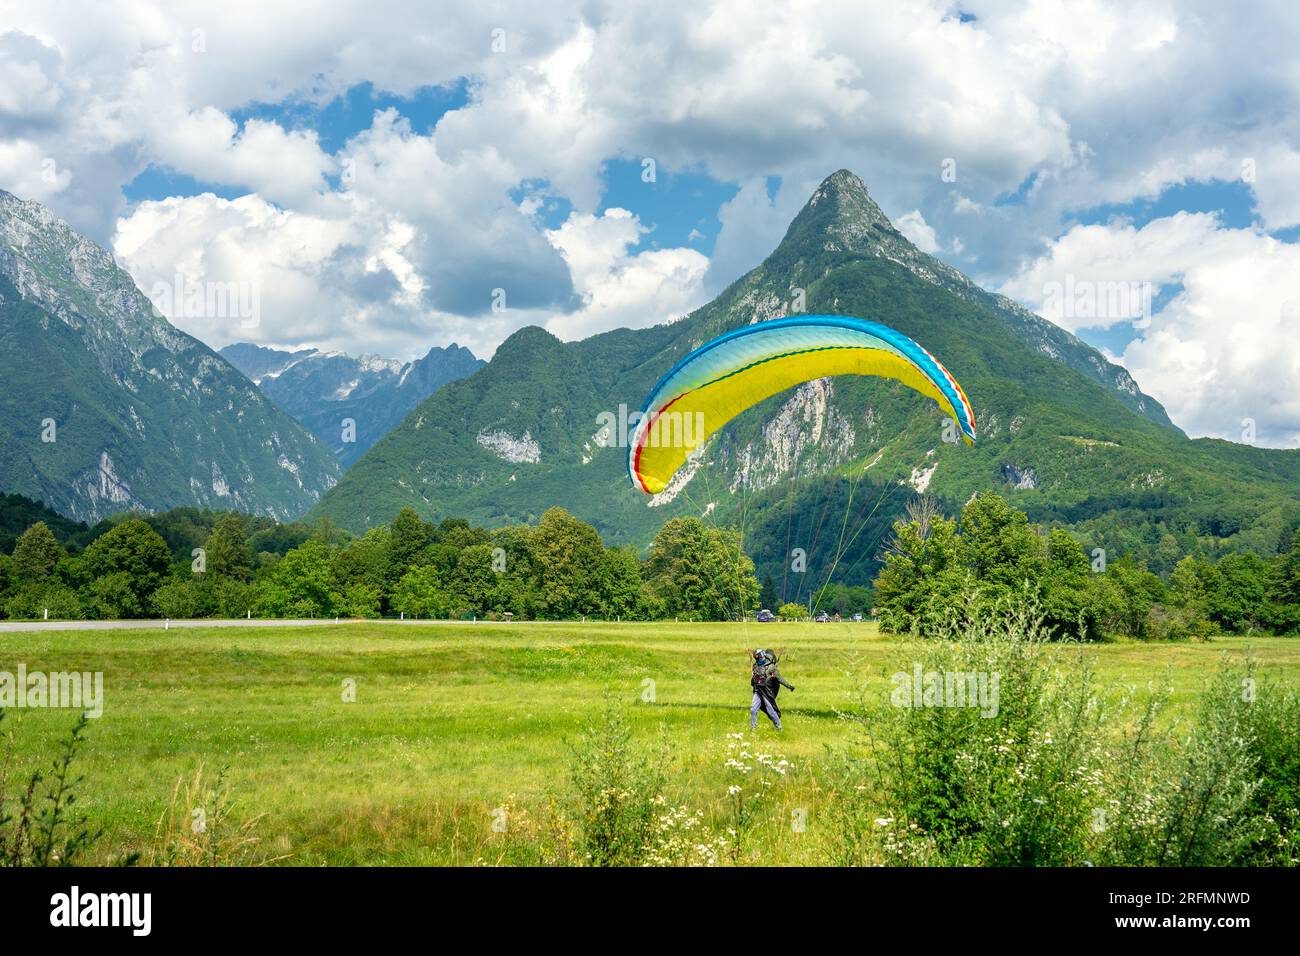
[125,85,747,259]
[125,81,472,202]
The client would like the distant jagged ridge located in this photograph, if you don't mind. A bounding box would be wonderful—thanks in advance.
[220,342,485,467]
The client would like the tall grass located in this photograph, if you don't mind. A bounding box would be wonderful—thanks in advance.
[1,706,279,867]
[826,599,1299,866]
[561,698,665,866]
[147,765,279,866]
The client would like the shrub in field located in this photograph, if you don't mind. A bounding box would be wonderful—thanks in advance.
[1238,679,1300,866]
[834,599,1109,865]
[564,700,664,866]
[1101,664,1261,864]
[1092,660,1296,866]
[147,575,256,620]
[852,606,1107,868]
[1158,673,1265,862]
[4,582,83,621]
[0,712,101,866]
[830,597,1298,867]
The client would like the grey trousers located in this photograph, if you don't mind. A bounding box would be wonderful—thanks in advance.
[751,692,782,730]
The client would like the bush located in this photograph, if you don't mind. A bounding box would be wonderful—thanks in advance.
[1145,602,1213,642]
[1238,678,1300,865]
[0,713,101,866]
[564,700,665,866]
[1094,660,1271,865]
[828,599,1297,866]
[39,584,84,621]
[837,599,1105,865]
[777,602,805,621]
[5,583,83,621]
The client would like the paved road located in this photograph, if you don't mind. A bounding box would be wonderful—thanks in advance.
[0,617,588,633]
[0,616,681,632]
[0,618,363,633]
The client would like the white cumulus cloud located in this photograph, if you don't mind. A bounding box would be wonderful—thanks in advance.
[544,207,710,341]
[895,209,940,254]
[1003,212,1300,446]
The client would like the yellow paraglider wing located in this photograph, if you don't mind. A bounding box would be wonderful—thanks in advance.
[629,316,975,495]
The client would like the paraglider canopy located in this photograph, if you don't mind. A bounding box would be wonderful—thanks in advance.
[628,314,976,495]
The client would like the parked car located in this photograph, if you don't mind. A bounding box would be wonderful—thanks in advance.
[756,609,776,622]
[852,613,864,622]
[814,611,831,623]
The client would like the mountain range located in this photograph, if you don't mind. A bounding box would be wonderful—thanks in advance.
[219,342,484,466]
[309,170,1300,587]
[0,190,340,523]
[4,171,1297,592]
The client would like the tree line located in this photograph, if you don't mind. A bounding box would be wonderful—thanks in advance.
[873,491,1300,639]
[0,506,758,622]
[5,490,1299,634]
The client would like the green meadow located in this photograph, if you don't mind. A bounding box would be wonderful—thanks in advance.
[2,621,1297,865]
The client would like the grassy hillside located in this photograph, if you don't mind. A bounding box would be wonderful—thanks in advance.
[313,171,1300,580]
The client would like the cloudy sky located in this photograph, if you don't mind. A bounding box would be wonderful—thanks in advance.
[3,0,1299,446]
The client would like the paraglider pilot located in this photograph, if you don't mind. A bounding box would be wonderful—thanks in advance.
[750,649,794,731]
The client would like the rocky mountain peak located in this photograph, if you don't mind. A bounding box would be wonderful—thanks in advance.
[778,168,900,256]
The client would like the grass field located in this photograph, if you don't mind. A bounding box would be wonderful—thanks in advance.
[2,621,1297,865]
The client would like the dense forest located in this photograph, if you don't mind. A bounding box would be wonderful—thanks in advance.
[742,472,1300,603]
[0,504,757,623]
[1,489,1299,635]
[873,492,1300,640]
